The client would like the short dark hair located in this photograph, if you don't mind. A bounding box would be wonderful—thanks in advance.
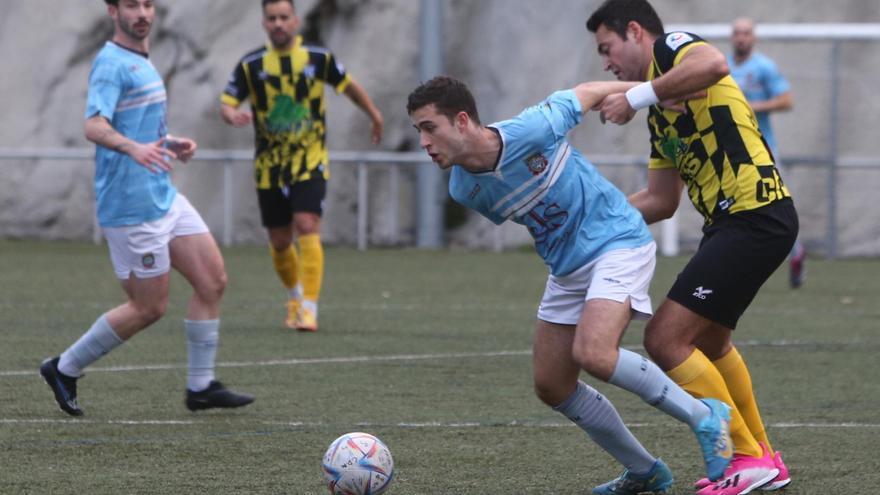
[262,0,294,8]
[104,0,118,5]
[407,76,481,125]
[586,0,664,39]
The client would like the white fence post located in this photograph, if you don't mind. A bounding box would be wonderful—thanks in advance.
[357,162,368,251]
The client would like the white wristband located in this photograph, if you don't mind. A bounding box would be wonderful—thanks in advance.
[625,82,659,110]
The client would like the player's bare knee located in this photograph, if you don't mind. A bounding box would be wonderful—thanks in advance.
[642,328,666,360]
[269,237,291,253]
[198,269,227,303]
[533,378,565,407]
[571,343,614,380]
[134,300,167,326]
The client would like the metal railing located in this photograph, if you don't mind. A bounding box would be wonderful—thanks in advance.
[0,148,429,250]
[1,148,876,255]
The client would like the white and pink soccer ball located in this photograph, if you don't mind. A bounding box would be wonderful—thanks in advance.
[322,432,394,495]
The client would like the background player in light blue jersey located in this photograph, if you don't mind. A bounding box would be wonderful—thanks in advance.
[40,0,253,416]
[730,17,805,289]
[407,76,732,495]
[729,18,792,156]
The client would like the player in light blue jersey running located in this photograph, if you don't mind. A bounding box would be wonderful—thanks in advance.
[730,17,805,290]
[40,0,253,417]
[407,76,732,494]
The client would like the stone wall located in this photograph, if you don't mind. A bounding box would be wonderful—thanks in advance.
[1,0,878,256]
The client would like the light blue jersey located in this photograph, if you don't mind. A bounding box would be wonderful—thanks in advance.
[449,90,653,277]
[728,52,790,154]
[86,41,175,227]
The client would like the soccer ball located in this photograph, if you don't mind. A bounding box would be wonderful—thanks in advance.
[322,432,395,495]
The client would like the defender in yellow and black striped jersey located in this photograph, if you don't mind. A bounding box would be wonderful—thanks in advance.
[221,36,350,189]
[647,32,790,225]
[589,1,798,483]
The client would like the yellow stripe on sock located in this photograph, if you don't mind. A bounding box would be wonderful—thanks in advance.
[668,349,762,457]
[298,234,324,302]
[270,245,298,289]
[713,347,772,452]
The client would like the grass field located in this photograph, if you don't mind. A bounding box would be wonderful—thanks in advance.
[1,240,878,494]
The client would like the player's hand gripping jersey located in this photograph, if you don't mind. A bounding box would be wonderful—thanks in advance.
[647,32,791,225]
[222,36,351,189]
[449,90,652,277]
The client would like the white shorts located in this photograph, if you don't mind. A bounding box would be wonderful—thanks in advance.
[103,194,210,280]
[537,242,656,325]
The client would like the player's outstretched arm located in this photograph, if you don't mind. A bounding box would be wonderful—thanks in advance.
[651,43,728,102]
[573,81,639,115]
[598,43,727,126]
[84,115,176,173]
[343,79,384,145]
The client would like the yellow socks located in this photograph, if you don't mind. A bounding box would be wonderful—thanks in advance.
[667,349,762,457]
[297,233,324,306]
[270,245,299,291]
[714,347,771,451]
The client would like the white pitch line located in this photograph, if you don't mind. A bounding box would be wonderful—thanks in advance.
[0,350,532,377]
[0,418,197,425]
[2,339,874,378]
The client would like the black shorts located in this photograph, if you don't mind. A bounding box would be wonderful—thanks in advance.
[667,199,799,329]
[257,177,326,228]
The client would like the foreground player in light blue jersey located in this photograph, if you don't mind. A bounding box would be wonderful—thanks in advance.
[407,76,732,494]
[39,0,253,416]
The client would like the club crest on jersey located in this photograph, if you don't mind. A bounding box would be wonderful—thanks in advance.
[524,153,548,175]
[142,253,156,269]
[665,32,694,50]
[660,134,687,160]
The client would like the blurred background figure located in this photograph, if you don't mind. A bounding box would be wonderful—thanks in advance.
[220,0,384,332]
[729,17,806,288]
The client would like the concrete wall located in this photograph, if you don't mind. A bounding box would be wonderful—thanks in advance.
[1,0,878,256]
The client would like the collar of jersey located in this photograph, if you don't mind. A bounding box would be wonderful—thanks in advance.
[267,35,303,55]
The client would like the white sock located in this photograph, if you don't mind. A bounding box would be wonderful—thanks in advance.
[609,348,709,429]
[287,284,303,301]
[554,380,656,474]
[185,319,219,392]
[302,299,318,317]
[58,314,123,377]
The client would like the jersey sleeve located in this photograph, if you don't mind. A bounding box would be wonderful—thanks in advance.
[646,110,676,170]
[538,90,584,139]
[498,90,583,148]
[85,57,124,120]
[221,62,249,107]
[317,51,351,94]
[762,58,791,98]
[652,31,706,75]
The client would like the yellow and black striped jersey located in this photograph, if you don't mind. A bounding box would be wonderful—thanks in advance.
[222,36,350,189]
[647,32,790,225]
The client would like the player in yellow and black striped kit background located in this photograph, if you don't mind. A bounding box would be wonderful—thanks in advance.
[221,0,383,332]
